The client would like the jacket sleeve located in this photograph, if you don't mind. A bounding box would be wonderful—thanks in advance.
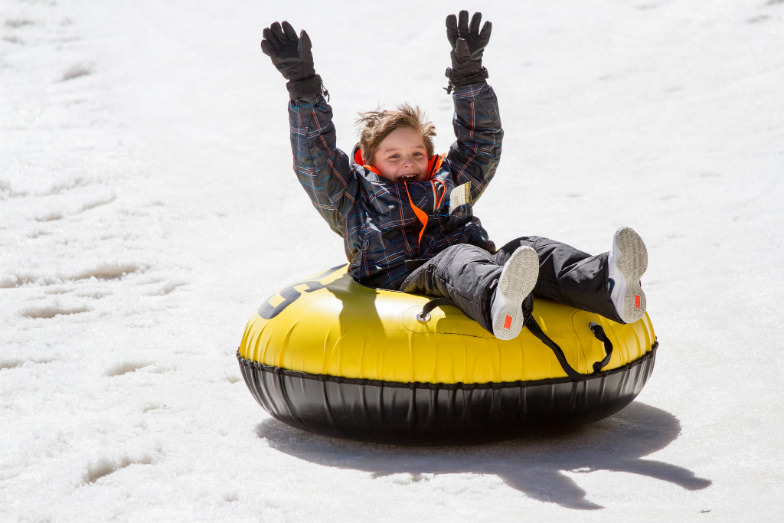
[289,95,359,237]
[445,82,504,203]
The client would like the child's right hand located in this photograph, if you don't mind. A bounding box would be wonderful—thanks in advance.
[261,22,323,98]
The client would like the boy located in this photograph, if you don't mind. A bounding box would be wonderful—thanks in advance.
[260,11,648,340]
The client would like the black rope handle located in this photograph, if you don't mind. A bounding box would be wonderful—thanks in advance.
[416,299,615,381]
[525,316,614,381]
[588,322,613,373]
[417,298,455,322]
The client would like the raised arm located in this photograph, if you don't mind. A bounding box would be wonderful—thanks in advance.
[261,22,358,236]
[443,11,503,203]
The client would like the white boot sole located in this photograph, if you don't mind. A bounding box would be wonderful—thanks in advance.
[610,226,648,323]
[492,246,539,340]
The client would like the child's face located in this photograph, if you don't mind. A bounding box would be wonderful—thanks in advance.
[372,127,430,183]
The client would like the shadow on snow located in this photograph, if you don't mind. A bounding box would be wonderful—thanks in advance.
[256,401,711,510]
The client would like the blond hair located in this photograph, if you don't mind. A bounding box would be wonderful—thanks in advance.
[356,104,436,164]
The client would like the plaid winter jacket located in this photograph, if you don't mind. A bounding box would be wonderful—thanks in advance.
[289,81,503,290]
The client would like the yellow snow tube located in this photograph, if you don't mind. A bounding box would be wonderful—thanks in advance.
[237,265,657,443]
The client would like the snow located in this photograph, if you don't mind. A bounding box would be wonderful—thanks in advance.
[1,0,783,521]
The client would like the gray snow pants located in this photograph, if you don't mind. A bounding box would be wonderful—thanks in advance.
[399,236,623,333]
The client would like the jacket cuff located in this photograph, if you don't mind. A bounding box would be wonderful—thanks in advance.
[449,80,490,98]
[445,67,489,94]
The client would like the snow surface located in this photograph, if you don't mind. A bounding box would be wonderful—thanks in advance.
[2,0,783,521]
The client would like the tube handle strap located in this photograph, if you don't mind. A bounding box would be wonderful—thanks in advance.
[525,316,614,381]
[416,301,615,380]
[417,297,455,322]
[588,322,614,373]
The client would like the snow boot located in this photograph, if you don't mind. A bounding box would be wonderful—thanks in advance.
[490,246,539,340]
[608,226,648,323]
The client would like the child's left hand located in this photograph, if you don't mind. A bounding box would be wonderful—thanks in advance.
[445,11,492,89]
[261,21,316,83]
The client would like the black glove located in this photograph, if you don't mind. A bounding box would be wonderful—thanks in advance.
[261,21,324,99]
[445,11,492,92]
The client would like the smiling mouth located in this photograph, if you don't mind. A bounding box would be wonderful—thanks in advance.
[400,174,418,181]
